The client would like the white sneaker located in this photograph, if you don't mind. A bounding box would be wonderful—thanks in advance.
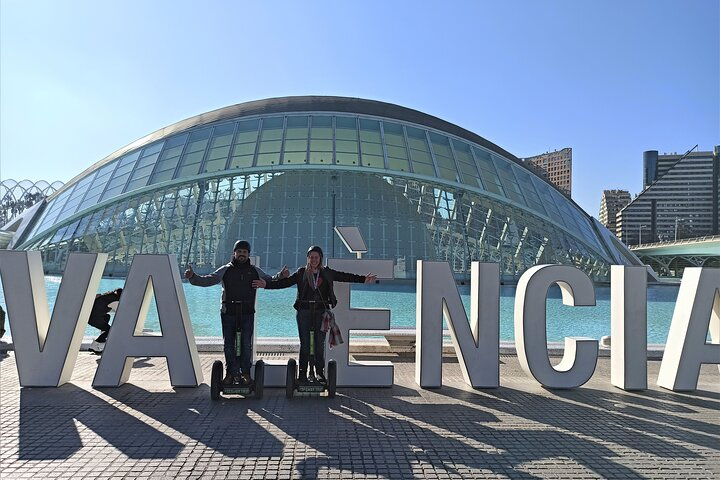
[89,341,105,354]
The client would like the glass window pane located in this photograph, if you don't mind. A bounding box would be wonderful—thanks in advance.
[309,139,332,151]
[233,143,256,156]
[410,149,432,165]
[282,151,306,164]
[207,145,230,161]
[152,169,174,184]
[260,117,283,141]
[203,157,227,173]
[210,123,235,147]
[335,117,357,140]
[235,130,258,143]
[256,152,280,166]
[335,152,358,165]
[286,116,308,139]
[388,157,410,171]
[258,140,282,154]
[359,119,381,142]
[412,162,435,176]
[429,132,452,157]
[284,139,307,152]
[229,155,254,169]
[361,153,384,168]
[362,143,383,155]
[186,138,209,153]
[438,167,458,182]
[383,123,406,147]
[386,145,408,159]
[142,141,164,156]
[335,139,358,153]
[406,127,429,151]
[165,134,189,149]
[308,151,332,164]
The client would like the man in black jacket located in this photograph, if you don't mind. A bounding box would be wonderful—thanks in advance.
[254,245,376,383]
[185,240,287,385]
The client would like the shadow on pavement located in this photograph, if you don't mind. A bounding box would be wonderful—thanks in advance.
[18,385,184,460]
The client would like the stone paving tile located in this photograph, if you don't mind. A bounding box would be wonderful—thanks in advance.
[0,351,718,479]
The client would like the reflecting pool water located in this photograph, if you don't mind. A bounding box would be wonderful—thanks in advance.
[0,276,680,344]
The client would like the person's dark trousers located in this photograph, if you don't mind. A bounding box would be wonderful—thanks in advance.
[89,314,111,342]
[296,308,326,377]
[220,313,255,376]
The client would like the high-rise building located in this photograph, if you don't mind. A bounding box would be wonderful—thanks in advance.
[599,189,631,234]
[617,147,719,245]
[522,148,572,197]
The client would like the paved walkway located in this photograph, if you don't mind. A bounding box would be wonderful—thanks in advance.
[1,351,718,479]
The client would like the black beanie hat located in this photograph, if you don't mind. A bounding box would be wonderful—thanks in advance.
[306,245,324,258]
[233,240,251,252]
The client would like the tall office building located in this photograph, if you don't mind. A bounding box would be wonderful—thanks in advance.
[599,189,631,234]
[523,147,572,197]
[617,147,719,245]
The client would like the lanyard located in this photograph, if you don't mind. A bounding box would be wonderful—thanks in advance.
[311,271,320,290]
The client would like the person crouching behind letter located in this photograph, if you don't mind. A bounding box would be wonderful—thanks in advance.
[253,245,376,383]
[88,288,123,354]
[185,240,288,386]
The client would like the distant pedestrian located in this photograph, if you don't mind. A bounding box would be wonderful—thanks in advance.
[88,288,123,354]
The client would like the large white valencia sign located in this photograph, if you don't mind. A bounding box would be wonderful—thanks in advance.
[0,252,717,392]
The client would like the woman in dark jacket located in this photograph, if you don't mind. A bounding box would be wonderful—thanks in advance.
[254,245,376,382]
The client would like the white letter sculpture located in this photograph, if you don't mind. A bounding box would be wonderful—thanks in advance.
[515,265,598,389]
[327,258,395,387]
[416,261,500,388]
[93,255,202,387]
[657,267,720,391]
[611,265,648,390]
[0,251,106,386]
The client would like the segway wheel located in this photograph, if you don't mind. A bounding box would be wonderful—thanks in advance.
[286,358,297,399]
[254,360,265,399]
[327,360,337,399]
[210,360,223,401]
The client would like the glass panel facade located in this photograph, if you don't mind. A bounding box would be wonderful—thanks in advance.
[101,151,141,201]
[406,126,435,177]
[282,116,308,165]
[359,119,384,169]
[256,117,283,166]
[203,123,235,173]
[309,116,333,164]
[334,116,358,166]
[383,122,410,172]
[229,119,259,169]
[429,132,458,182]
[452,139,483,189]
[20,106,625,282]
[125,141,164,192]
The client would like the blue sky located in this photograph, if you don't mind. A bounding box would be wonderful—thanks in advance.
[1,0,717,217]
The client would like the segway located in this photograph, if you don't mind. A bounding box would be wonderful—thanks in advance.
[286,327,337,399]
[210,314,264,400]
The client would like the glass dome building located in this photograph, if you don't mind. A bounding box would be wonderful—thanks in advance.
[11,96,640,280]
